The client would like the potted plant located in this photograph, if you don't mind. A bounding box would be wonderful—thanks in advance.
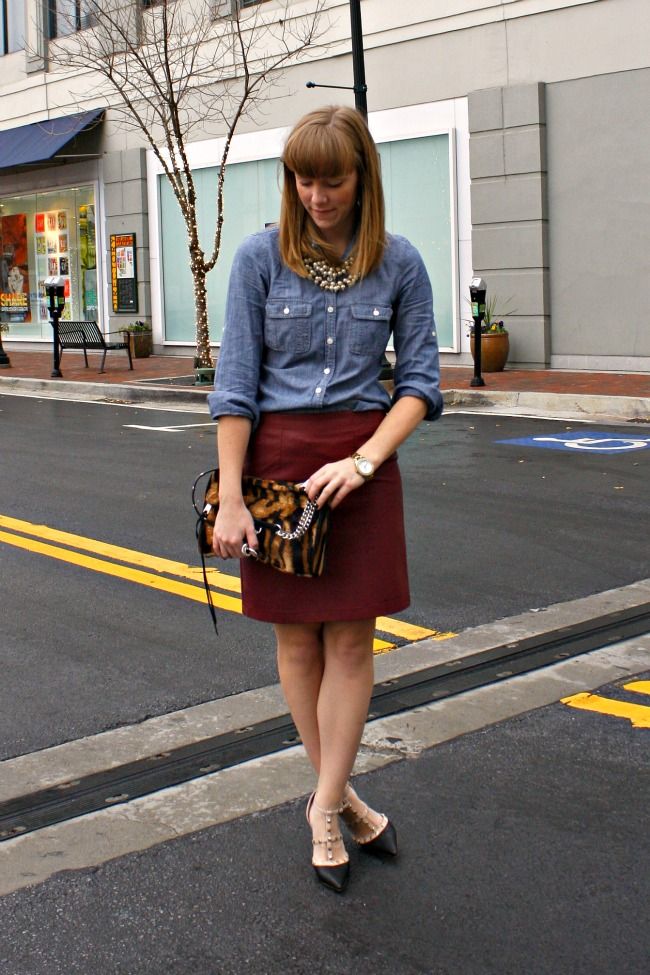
[467,295,515,372]
[120,320,153,359]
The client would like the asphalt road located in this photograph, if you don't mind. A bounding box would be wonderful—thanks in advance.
[1,668,648,975]
[1,393,649,758]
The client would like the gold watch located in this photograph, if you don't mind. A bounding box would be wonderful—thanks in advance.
[351,452,375,480]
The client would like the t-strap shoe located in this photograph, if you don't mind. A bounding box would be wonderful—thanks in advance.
[341,783,398,857]
[306,793,350,893]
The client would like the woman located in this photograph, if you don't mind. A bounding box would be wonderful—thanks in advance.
[208,106,442,893]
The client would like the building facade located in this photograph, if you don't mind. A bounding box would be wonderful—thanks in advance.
[1,0,649,372]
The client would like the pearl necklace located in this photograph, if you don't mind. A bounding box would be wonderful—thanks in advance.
[303,255,360,292]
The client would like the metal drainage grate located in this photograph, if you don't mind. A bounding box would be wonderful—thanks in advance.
[1,602,648,842]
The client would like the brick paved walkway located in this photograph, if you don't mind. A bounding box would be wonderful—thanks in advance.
[1,348,649,398]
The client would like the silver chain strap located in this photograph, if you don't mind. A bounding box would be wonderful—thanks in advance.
[274,499,318,540]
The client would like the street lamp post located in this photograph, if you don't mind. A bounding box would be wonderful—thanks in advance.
[306,1,368,115]
[349,0,368,118]
[307,2,391,383]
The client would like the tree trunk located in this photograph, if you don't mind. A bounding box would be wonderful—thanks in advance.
[192,264,213,369]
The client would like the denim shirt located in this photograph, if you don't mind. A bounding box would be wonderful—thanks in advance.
[207,228,443,427]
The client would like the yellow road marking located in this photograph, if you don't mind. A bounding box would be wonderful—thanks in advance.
[0,514,453,650]
[373,639,394,652]
[375,616,454,641]
[1,527,394,650]
[0,530,242,614]
[624,681,650,696]
[561,691,650,728]
[0,513,240,593]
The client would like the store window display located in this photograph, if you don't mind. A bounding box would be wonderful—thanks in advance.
[0,185,98,338]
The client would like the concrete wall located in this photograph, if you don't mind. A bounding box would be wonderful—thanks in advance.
[468,83,549,368]
[546,67,650,371]
[102,148,151,336]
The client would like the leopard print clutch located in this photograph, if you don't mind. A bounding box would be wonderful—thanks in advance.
[193,468,330,578]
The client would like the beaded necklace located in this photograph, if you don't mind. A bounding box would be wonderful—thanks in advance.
[303,255,360,293]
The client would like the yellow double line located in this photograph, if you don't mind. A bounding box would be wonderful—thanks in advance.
[0,514,453,652]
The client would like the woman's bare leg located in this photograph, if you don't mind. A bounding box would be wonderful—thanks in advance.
[314,619,376,808]
[275,618,382,866]
[274,622,324,773]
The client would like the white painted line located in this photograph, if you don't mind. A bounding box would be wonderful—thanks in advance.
[123,422,214,431]
[445,409,602,424]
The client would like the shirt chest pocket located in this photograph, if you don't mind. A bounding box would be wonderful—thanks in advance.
[264,301,312,355]
[350,304,393,356]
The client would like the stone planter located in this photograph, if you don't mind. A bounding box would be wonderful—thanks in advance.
[470,331,509,372]
[122,330,153,358]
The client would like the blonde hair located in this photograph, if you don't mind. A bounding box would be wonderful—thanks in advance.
[279,106,385,278]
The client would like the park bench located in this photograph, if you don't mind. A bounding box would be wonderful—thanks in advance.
[57,321,133,373]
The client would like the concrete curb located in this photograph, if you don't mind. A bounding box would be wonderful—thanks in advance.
[2,607,649,896]
[0,375,210,408]
[1,374,649,421]
[445,388,650,423]
[2,577,648,802]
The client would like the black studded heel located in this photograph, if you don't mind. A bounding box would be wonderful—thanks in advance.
[341,784,398,857]
[306,793,350,893]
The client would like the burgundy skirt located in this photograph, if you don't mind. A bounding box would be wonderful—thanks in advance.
[241,411,410,623]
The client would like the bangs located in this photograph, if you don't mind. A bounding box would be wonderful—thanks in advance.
[283,121,359,178]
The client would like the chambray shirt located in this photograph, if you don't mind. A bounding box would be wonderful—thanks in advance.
[207,228,443,427]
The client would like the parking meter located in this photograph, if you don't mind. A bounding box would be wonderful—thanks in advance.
[45,275,66,377]
[469,276,487,387]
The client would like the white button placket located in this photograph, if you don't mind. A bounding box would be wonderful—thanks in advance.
[320,296,336,400]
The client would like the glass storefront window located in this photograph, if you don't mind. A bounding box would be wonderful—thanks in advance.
[158,133,454,348]
[0,185,98,339]
[160,158,280,344]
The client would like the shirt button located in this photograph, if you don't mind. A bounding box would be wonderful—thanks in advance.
[326,337,334,345]
[327,306,334,313]
[373,308,380,317]
[324,367,331,375]
[283,306,290,315]
[315,387,322,394]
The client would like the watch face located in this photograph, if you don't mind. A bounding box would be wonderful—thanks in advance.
[357,457,374,476]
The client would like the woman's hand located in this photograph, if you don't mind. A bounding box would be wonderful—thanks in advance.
[303,457,366,510]
[212,499,259,560]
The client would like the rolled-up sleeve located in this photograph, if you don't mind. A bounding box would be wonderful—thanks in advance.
[391,245,444,422]
[207,237,268,426]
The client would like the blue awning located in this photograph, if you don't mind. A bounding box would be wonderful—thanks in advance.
[0,109,104,169]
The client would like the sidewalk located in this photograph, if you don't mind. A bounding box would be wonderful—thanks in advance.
[1,347,649,420]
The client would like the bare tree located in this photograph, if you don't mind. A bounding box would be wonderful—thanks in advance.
[45,0,328,368]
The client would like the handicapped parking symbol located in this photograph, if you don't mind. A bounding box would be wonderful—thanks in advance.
[497,431,650,453]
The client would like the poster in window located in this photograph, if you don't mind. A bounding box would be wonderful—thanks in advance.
[79,204,97,318]
[110,233,138,312]
[34,209,71,321]
[0,213,31,322]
